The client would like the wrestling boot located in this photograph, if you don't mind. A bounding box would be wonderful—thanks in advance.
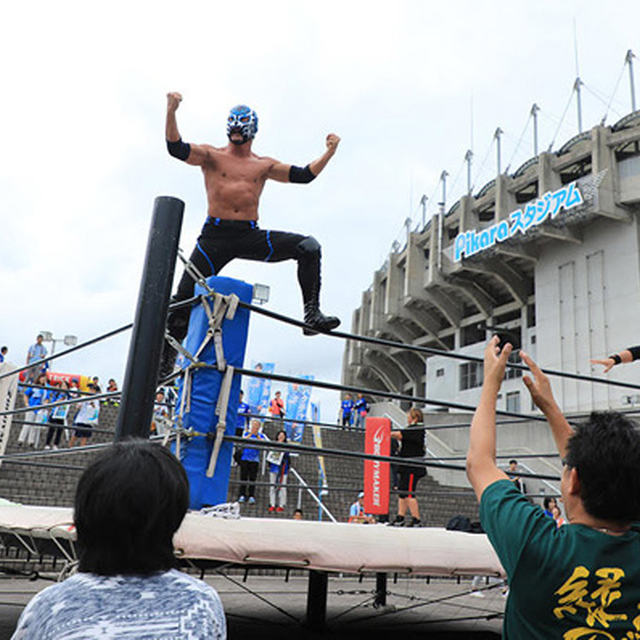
[303,301,341,336]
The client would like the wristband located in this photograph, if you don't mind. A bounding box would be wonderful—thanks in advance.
[609,354,622,365]
[167,138,191,161]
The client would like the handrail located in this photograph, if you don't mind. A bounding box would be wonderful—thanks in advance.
[289,467,337,523]
[516,460,559,498]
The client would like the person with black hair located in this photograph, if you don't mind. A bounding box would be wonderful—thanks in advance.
[266,429,290,513]
[12,440,226,639]
[467,336,640,638]
[542,495,557,518]
[506,459,522,493]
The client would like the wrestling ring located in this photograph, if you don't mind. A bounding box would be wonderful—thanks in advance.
[1,196,640,634]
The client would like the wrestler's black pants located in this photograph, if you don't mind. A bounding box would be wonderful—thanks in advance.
[168,218,322,341]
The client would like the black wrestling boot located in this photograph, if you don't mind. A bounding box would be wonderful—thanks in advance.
[303,302,341,336]
[389,515,405,527]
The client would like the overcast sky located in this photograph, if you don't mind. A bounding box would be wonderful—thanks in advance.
[1,0,639,418]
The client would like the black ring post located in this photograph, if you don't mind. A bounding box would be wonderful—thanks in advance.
[115,196,184,441]
[374,573,388,607]
[306,570,329,630]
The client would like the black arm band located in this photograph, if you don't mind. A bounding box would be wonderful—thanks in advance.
[167,138,191,161]
[609,354,623,365]
[628,346,640,361]
[289,164,316,184]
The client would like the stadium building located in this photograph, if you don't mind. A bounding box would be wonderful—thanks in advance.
[344,112,640,419]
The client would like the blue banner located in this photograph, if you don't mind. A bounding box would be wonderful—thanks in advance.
[245,362,274,416]
[284,376,314,442]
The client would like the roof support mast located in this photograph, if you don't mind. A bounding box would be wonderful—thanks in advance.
[627,50,637,113]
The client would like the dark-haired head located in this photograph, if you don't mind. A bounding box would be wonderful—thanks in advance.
[74,439,189,575]
[565,411,640,524]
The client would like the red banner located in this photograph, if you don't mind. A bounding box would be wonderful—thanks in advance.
[20,370,93,391]
[364,417,390,514]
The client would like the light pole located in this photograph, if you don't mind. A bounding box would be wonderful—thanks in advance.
[39,331,78,355]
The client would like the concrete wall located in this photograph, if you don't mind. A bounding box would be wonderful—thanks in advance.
[536,216,640,411]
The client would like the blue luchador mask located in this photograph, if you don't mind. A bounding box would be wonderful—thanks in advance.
[226,105,258,145]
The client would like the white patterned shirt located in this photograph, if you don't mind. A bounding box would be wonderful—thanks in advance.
[12,569,226,639]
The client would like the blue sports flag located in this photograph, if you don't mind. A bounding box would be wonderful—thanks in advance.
[285,375,314,442]
[245,362,274,416]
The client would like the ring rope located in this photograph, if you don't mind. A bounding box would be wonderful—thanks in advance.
[0,324,132,384]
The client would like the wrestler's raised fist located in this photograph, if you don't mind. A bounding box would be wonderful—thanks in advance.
[167,92,183,112]
[326,133,341,153]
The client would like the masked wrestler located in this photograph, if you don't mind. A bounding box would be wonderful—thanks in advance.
[162,94,341,377]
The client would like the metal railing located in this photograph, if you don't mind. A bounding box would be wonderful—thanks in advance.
[289,467,337,523]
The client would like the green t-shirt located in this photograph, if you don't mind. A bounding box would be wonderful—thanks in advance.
[480,480,640,639]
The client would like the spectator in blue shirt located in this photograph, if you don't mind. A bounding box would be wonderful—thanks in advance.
[340,393,355,427]
[237,419,267,505]
[236,390,251,436]
[18,371,49,447]
[26,334,47,382]
[354,393,369,429]
[348,491,375,524]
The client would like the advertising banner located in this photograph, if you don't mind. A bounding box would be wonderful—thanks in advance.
[364,417,391,514]
[46,371,94,391]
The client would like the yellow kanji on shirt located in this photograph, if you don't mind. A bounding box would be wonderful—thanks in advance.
[554,566,631,637]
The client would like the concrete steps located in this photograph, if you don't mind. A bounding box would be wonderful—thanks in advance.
[0,399,479,526]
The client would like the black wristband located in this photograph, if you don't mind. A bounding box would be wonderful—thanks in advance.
[609,354,622,365]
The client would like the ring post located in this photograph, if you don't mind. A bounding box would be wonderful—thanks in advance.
[115,196,184,441]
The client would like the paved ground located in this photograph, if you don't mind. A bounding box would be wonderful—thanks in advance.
[0,571,504,639]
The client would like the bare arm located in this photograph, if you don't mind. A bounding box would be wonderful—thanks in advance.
[591,347,638,373]
[466,336,511,500]
[520,351,573,459]
[267,133,341,183]
[165,92,213,166]
[309,133,340,175]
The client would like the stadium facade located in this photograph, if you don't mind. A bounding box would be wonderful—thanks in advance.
[343,112,640,416]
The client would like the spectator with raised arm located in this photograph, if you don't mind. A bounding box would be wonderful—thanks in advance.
[467,336,640,637]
